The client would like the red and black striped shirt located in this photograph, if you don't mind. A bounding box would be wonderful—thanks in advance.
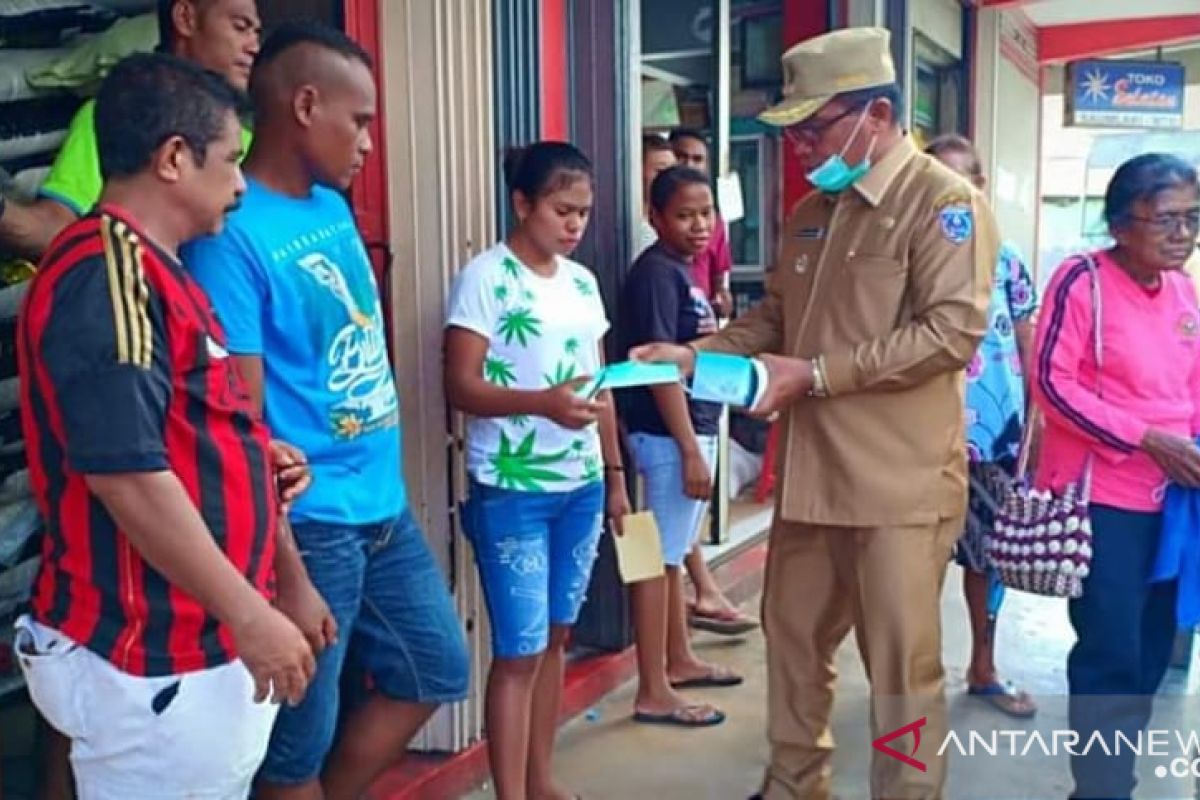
[18,206,278,677]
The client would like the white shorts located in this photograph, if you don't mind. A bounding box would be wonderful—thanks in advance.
[14,615,278,800]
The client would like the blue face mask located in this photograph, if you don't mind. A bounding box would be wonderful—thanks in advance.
[806,107,876,194]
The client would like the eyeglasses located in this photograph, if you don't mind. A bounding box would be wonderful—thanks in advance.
[783,103,866,146]
[1127,210,1200,234]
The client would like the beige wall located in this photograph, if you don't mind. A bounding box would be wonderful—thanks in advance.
[911,0,963,60]
[380,0,494,753]
[845,0,884,28]
[973,8,1041,273]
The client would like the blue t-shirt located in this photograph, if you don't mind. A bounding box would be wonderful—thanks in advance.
[183,179,405,525]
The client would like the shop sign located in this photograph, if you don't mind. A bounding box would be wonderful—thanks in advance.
[1066,59,1185,130]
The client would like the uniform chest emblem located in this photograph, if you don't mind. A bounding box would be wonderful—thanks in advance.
[1178,313,1198,339]
[795,227,825,240]
[794,254,809,274]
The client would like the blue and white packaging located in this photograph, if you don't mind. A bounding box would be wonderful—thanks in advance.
[689,352,769,409]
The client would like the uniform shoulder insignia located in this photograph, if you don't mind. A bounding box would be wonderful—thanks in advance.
[933,190,974,245]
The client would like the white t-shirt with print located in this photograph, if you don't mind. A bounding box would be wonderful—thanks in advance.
[447,243,609,492]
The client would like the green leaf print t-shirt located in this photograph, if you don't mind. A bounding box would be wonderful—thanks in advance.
[447,243,610,492]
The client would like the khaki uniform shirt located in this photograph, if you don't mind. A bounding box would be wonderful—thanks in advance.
[700,136,998,527]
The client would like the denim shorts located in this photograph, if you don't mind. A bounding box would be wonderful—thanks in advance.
[462,480,604,659]
[258,509,469,785]
[629,432,718,566]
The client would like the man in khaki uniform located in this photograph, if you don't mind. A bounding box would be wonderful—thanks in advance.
[634,28,997,799]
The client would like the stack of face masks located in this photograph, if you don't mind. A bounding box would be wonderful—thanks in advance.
[580,354,769,411]
[579,361,681,399]
[689,352,769,410]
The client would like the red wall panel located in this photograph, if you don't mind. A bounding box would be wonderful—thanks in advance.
[540,0,570,140]
[342,0,393,340]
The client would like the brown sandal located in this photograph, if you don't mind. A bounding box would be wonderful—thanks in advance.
[688,604,759,635]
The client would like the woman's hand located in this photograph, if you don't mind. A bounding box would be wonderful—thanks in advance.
[605,471,632,536]
[538,377,604,430]
[681,449,713,500]
[1141,429,1200,487]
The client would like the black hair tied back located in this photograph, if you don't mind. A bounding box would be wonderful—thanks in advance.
[502,141,593,200]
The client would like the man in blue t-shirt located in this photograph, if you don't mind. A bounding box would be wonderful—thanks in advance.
[183,23,467,800]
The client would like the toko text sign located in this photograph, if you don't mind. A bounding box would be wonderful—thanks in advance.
[1066,59,1185,130]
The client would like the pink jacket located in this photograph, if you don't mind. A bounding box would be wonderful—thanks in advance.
[1032,250,1200,512]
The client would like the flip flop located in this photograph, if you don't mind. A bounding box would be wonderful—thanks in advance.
[670,669,744,689]
[688,605,760,636]
[633,705,726,727]
[968,680,1038,719]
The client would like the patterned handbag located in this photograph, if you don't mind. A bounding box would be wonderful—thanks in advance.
[985,254,1100,599]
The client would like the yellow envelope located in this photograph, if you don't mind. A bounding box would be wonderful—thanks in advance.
[614,512,665,584]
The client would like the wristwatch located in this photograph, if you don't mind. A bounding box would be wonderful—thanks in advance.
[809,356,829,398]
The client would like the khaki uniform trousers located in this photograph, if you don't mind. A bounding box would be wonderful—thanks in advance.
[760,516,960,800]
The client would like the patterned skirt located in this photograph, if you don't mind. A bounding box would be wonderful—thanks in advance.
[956,461,1014,572]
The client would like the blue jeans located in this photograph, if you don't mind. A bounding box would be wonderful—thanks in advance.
[462,480,604,659]
[1068,505,1176,800]
[258,510,469,785]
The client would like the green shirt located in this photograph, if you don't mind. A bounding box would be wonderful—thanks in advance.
[40,100,254,216]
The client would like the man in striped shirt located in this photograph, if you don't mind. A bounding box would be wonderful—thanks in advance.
[15,53,315,799]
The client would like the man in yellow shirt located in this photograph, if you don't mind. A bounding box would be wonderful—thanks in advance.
[0,0,260,258]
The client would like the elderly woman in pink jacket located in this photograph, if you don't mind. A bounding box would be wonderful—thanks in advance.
[1032,153,1200,800]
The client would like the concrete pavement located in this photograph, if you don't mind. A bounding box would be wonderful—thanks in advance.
[463,564,1200,799]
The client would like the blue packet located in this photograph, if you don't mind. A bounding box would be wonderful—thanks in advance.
[689,352,768,408]
[579,360,681,399]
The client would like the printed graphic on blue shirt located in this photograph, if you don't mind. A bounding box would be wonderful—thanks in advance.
[290,245,398,440]
[183,180,405,525]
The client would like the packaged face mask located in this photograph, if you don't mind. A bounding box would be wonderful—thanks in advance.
[579,360,681,399]
[689,352,769,409]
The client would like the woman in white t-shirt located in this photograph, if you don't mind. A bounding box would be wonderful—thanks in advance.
[444,141,630,800]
